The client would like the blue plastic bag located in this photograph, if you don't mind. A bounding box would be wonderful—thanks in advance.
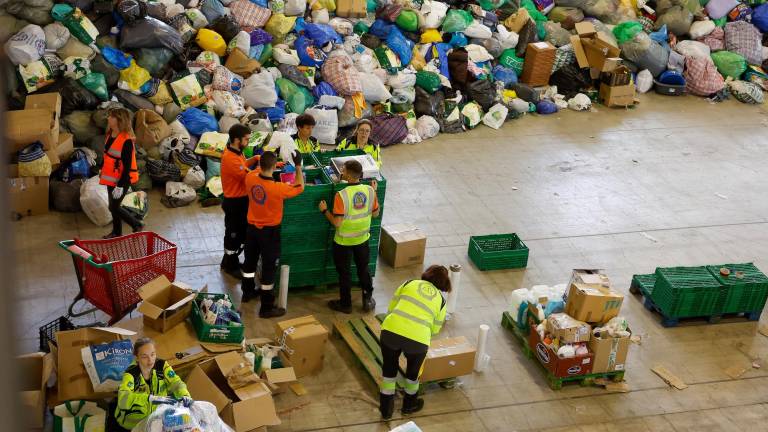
[201,0,226,22]
[296,36,327,67]
[536,100,558,114]
[449,32,468,48]
[102,46,132,70]
[649,25,669,49]
[753,4,768,32]
[304,23,342,47]
[369,19,394,39]
[178,107,218,136]
[313,81,337,99]
[251,0,268,7]
[386,27,413,66]
[426,43,451,79]
[493,65,518,88]
[257,99,286,122]
[294,17,307,33]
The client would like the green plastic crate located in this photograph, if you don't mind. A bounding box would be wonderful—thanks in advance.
[311,149,367,167]
[651,267,722,318]
[468,234,529,271]
[631,274,657,296]
[281,229,331,254]
[280,248,327,272]
[707,263,768,314]
[283,168,334,212]
[323,262,378,285]
[191,293,244,344]
[275,267,327,288]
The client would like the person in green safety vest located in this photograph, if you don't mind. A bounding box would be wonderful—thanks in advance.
[378,265,450,419]
[318,159,380,313]
[336,119,382,168]
[113,338,192,431]
[293,113,321,153]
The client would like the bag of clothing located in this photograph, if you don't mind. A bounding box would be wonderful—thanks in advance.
[724,21,763,65]
[482,103,508,130]
[212,91,247,118]
[171,148,200,177]
[147,158,182,182]
[229,0,272,28]
[322,54,362,95]
[414,87,445,117]
[684,56,725,96]
[304,106,338,144]
[201,0,227,22]
[17,142,52,177]
[371,113,407,147]
[698,27,725,52]
[711,50,747,79]
[50,179,85,212]
[183,165,206,189]
[135,109,170,149]
[161,181,197,207]
[242,70,278,108]
[727,79,764,104]
[5,24,46,66]
[415,115,440,140]
[79,176,112,226]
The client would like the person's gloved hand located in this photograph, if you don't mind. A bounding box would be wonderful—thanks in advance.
[181,396,195,408]
[291,150,302,167]
[112,186,124,200]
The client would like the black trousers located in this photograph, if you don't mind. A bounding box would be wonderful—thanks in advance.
[222,196,249,255]
[333,240,373,307]
[242,225,281,285]
[380,330,428,381]
[107,186,142,235]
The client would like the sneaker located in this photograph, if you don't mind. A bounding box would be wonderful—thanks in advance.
[328,299,353,314]
[362,296,376,313]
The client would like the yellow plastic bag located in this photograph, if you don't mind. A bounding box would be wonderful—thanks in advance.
[265,13,297,42]
[119,60,151,91]
[504,8,529,33]
[350,92,366,118]
[318,0,335,12]
[411,46,426,70]
[196,29,227,57]
[420,29,442,44]
[148,81,174,106]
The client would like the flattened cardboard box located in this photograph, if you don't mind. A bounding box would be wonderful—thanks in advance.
[138,276,197,333]
[565,282,624,324]
[186,352,280,432]
[336,0,366,17]
[275,315,329,378]
[18,352,54,429]
[420,336,476,382]
[380,223,427,268]
[56,326,136,402]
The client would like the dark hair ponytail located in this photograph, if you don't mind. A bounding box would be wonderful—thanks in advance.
[421,265,451,293]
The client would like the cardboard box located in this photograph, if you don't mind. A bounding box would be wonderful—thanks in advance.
[565,283,624,324]
[581,38,621,72]
[186,352,280,432]
[18,352,54,429]
[521,41,556,87]
[589,331,631,373]
[336,0,366,17]
[570,35,589,68]
[575,21,596,37]
[568,269,610,288]
[599,83,635,107]
[380,224,427,268]
[275,315,329,378]
[8,176,49,217]
[25,92,62,146]
[55,326,136,402]
[420,336,476,382]
[262,367,297,394]
[546,313,592,343]
[138,276,197,333]
[529,325,594,378]
[56,132,75,161]
[6,93,62,153]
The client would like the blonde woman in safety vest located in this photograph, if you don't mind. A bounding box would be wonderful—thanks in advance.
[319,159,380,313]
[99,107,142,239]
[379,265,450,419]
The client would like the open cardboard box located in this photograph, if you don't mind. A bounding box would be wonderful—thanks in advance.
[18,352,54,429]
[138,276,197,333]
[186,351,280,432]
[6,93,62,153]
[262,367,297,395]
[420,336,476,382]
[54,326,136,402]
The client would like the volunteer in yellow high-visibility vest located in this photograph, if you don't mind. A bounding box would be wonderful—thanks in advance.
[318,159,379,313]
[378,265,450,419]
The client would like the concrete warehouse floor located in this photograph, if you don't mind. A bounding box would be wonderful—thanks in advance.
[11,93,768,432]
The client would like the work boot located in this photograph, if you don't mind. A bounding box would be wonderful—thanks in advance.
[328,299,352,314]
[379,393,395,420]
[220,254,242,278]
[241,278,259,303]
[259,287,286,318]
[362,295,376,313]
[401,393,424,415]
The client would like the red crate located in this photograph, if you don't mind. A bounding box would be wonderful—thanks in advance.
[528,321,594,378]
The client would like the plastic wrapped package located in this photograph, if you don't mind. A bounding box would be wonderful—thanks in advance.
[212,90,246,117]
[684,55,725,96]
[689,20,715,39]
[482,103,508,129]
[79,176,112,226]
[44,22,70,51]
[5,24,45,65]
[18,60,56,93]
[675,40,711,59]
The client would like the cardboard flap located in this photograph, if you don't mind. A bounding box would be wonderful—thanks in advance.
[93,327,137,337]
[214,351,248,377]
[571,36,589,68]
[231,385,281,429]
[186,364,230,413]
[166,291,196,312]
[233,381,271,401]
[264,367,296,384]
[139,275,172,300]
[138,302,165,319]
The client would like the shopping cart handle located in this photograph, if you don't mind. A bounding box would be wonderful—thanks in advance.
[67,244,93,261]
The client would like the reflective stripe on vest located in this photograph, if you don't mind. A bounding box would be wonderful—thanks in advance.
[334,184,373,246]
[100,133,139,187]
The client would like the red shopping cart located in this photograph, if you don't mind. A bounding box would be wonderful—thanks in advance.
[58,231,177,324]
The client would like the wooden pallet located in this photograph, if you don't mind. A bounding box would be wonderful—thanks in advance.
[333,316,457,391]
[500,312,625,390]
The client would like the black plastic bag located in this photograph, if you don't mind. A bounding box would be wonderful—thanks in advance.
[113,89,154,111]
[549,64,591,99]
[116,0,148,23]
[136,47,175,78]
[414,87,445,118]
[512,83,540,103]
[467,79,495,111]
[361,34,381,50]
[120,17,183,55]
[61,79,100,114]
[448,48,470,92]
[516,20,537,57]
[50,179,85,212]
[209,15,241,41]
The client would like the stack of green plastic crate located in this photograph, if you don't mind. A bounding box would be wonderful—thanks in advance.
[651,266,722,318]
[706,263,768,315]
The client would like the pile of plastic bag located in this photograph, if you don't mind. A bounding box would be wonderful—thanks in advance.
[4,0,768,218]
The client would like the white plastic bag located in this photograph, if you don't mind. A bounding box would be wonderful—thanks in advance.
[330,17,354,36]
[312,8,331,24]
[53,401,106,432]
[635,70,653,93]
[360,72,392,102]
[318,94,345,109]
[184,165,206,189]
[284,0,306,15]
[305,106,339,144]
[186,8,209,29]
[482,104,508,129]
[212,90,247,118]
[5,24,46,66]
[228,31,251,54]
[403,128,422,144]
[165,181,197,206]
[264,131,299,163]
[415,115,440,140]
[388,70,417,89]
[80,176,112,227]
[464,21,492,39]
[465,44,494,62]
[242,70,278,108]
[689,20,715,39]
[278,113,299,135]
[219,115,240,133]
[495,26,519,49]
[168,120,191,145]
[674,40,711,59]
[273,46,301,65]
[353,52,378,73]
[393,86,416,103]
[44,22,70,51]
[567,93,593,110]
[421,0,449,29]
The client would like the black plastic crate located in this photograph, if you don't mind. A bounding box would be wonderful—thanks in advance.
[39,316,75,352]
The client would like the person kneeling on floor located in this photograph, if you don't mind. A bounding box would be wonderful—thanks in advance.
[379,265,450,419]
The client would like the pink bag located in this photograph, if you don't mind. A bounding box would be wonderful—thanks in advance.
[321,55,362,95]
[684,57,725,96]
[697,27,725,52]
[376,4,403,22]
[371,113,407,147]
[724,21,763,65]
[229,0,271,28]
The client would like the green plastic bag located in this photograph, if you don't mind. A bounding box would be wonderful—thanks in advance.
[354,21,369,35]
[713,16,727,27]
[521,0,548,40]
[259,43,273,64]
[367,0,377,12]
[51,4,99,47]
[374,46,402,71]
[711,51,747,79]
[415,71,441,94]
[79,72,109,101]
[442,9,473,33]
[276,78,314,113]
[613,21,644,45]
[499,49,524,75]
[396,10,419,33]
[479,0,508,10]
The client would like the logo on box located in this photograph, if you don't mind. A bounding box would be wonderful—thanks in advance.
[536,343,550,364]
